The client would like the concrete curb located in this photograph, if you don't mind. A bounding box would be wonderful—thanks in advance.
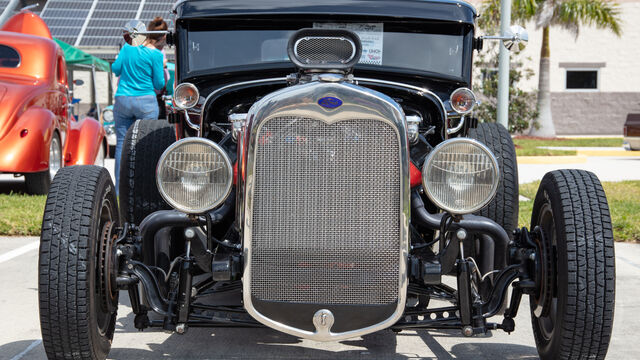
[576,150,640,157]
[517,155,588,164]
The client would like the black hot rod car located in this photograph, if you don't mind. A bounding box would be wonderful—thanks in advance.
[38,1,615,359]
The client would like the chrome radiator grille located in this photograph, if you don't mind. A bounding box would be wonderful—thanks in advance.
[250,117,401,305]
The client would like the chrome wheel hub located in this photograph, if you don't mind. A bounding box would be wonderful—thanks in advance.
[49,136,62,180]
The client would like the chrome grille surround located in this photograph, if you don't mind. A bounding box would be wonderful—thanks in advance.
[242,81,409,341]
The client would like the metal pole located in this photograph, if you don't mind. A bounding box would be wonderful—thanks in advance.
[0,0,21,27]
[91,65,98,115]
[496,0,512,129]
[108,71,113,106]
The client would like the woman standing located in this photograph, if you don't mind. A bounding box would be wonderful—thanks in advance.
[112,17,167,193]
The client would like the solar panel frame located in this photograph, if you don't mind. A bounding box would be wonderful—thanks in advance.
[39,0,93,46]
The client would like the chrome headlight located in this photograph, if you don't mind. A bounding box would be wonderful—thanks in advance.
[173,83,199,109]
[450,88,476,114]
[157,138,233,213]
[422,138,499,214]
[102,108,114,122]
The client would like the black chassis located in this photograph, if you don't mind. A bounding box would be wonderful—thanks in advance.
[113,0,541,337]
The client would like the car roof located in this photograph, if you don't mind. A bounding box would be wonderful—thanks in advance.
[175,0,477,24]
[0,31,58,80]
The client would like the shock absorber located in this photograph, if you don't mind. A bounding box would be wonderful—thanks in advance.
[176,228,195,334]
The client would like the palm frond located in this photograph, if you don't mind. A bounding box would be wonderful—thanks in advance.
[477,0,621,38]
[513,0,540,22]
[536,0,557,28]
[555,0,622,36]
[477,0,538,32]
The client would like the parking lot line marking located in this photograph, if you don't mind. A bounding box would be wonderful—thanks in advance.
[10,339,42,360]
[0,241,39,265]
[618,256,640,271]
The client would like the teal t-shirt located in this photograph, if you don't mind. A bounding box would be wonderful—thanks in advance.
[112,44,165,97]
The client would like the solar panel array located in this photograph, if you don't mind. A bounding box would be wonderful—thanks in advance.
[0,1,12,13]
[39,0,174,47]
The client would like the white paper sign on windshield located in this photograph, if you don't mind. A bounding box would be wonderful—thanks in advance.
[313,22,384,65]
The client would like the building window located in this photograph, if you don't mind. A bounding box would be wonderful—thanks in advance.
[566,70,598,90]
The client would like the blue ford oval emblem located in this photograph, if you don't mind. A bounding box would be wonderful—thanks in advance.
[318,96,342,109]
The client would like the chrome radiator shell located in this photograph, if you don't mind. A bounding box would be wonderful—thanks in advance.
[242,81,410,341]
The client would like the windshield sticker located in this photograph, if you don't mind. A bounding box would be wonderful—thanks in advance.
[313,22,384,65]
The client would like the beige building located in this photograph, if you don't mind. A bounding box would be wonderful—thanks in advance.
[472,0,640,135]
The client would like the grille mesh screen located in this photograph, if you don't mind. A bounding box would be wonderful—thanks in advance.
[250,117,401,305]
[295,37,355,64]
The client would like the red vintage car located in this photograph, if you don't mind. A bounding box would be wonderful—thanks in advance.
[0,11,105,194]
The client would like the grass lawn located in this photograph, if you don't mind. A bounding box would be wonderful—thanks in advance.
[518,180,640,242]
[513,137,622,156]
[0,193,46,236]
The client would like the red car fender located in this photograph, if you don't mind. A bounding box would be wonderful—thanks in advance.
[0,107,54,173]
[64,116,105,166]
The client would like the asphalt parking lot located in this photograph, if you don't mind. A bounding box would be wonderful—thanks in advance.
[1,237,639,359]
[1,157,640,359]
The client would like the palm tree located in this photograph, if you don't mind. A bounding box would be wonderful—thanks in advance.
[480,0,622,137]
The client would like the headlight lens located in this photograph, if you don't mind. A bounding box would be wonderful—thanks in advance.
[102,108,114,122]
[157,138,233,213]
[173,83,199,109]
[422,138,499,214]
[450,88,476,114]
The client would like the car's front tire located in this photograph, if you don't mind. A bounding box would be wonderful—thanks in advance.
[39,165,119,360]
[530,169,615,360]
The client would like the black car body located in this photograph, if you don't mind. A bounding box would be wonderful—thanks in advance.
[172,0,478,143]
[37,1,616,359]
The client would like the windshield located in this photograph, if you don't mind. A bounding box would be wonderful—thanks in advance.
[186,23,465,77]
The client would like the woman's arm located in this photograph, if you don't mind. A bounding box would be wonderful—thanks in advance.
[151,51,165,91]
[112,45,127,76]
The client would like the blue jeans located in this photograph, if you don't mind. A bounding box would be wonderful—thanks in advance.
[114,95,159,194]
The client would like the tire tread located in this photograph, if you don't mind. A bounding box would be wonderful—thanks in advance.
[119,120,175,224]
[39,165,116,360]
[531,169,615,360]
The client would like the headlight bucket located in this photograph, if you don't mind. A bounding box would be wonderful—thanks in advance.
[102,108,114,122]
[421,138,499,214]
[450,88,476,114]
[174,83,199,109]
[156,138,233,214]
